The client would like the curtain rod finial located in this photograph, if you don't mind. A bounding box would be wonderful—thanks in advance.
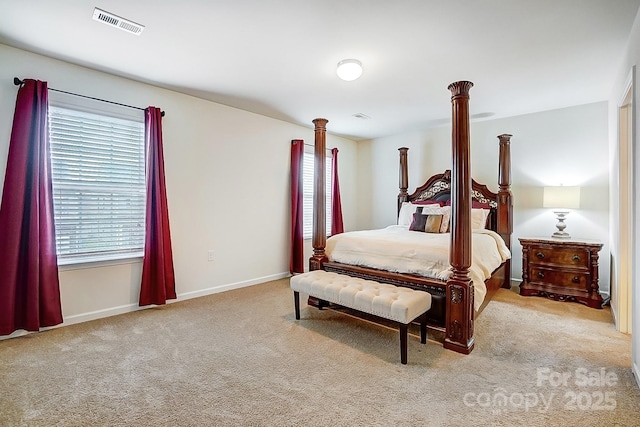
[13,77,23,86]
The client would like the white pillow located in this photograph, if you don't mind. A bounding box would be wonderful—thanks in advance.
[417,205,451,233]
[398,202,441,227]
[471,208,490,229]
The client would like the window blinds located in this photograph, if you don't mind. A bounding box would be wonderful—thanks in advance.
[302,150,332,239]
[48,106,146,263]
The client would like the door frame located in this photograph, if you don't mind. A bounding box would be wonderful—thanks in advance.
[615,68,634,334]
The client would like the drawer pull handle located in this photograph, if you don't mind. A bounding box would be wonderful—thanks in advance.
[572,255,581,262]
[536,252,545,259]
[537,272,545,278]
[572,276,580,283]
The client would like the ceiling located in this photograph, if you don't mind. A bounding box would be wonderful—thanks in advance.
[1,0,639,141]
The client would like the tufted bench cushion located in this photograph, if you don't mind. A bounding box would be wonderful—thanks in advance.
[290,270,432,364]
[290,270,431,324]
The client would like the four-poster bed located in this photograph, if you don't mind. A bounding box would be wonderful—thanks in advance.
[308,81,513,354]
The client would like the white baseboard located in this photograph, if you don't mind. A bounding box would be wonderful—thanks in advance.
[64,302,144,325]
[0,304,143,340]
[0,272,290,340]
[176,272,289,301]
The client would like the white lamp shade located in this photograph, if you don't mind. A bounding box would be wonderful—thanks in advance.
[543,186,580,210]
[336,59,363,81]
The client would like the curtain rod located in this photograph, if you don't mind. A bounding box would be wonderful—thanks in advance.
[13,77,165,117]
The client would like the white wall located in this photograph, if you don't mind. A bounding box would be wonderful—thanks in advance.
[356,102,610,293]
[0,44,358,331]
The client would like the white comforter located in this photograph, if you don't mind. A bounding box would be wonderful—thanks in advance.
[325,225,511,311]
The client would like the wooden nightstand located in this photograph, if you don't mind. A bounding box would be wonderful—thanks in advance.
[519,237,604,309]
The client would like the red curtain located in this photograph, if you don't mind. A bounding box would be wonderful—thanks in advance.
[330,148,344,236]
[290,140,304,274]
[139,107,176,306]
[0,79,62,335]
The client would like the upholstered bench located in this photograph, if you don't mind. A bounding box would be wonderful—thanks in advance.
[290,270,432,364]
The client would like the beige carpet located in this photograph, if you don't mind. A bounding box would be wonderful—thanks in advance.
[1,278,638,427]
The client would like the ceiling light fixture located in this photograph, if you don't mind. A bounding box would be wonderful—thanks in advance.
[336,59,363,81]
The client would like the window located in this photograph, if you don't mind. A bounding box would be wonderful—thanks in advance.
[48,105,146,264]
[302,148,332,239]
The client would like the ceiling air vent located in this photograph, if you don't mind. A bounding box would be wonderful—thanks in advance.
[92,7,145,35]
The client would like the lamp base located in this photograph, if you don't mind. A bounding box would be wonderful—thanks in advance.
[552,210,571,239]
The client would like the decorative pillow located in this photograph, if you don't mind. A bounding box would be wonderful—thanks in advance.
[398,202,441,227]
[423,214,444,233]
[409,208,444,233]
[417,205,451,233]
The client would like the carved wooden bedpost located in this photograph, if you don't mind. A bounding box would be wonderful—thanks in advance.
[309,118,329,271]
[444,81,475,355]
[398,147,409,216]
[497,134,513,288]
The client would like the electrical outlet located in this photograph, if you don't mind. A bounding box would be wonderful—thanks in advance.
[207,250,214,261]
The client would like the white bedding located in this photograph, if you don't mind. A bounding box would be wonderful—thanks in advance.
[325,225,511,311]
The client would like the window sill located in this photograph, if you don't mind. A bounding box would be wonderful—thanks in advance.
[58,253,143,271]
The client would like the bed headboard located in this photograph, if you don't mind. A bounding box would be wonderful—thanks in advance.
[405,169,500,232]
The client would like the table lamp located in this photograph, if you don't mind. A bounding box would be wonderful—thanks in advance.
[543,186,580,238]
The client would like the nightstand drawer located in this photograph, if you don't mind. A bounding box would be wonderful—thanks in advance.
[529,245,589,268]
[528,266,590,291]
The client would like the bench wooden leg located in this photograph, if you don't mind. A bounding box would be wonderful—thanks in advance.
[420,312,427,344]
[293,291,300,320]
[399,323,408,364]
